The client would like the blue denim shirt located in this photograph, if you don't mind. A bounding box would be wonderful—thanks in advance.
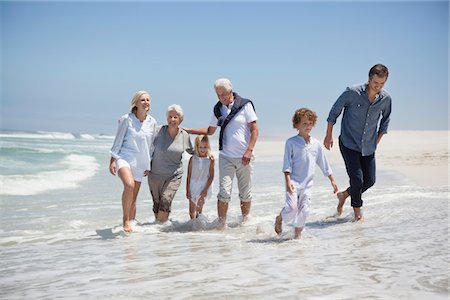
[327,83,392,156]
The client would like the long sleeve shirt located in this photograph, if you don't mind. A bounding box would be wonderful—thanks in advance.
[327,83,392,156]
[110,113,157,171]
[283,135,333,193]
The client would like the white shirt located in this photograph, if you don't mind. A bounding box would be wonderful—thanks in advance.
[283,135,332,191]
[110,113,157,171]
[209,102,258,158]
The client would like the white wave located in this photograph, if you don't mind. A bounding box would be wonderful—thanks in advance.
[94,134,115,140]
[0,131,76,140]
[79,134,96,140]
[0,154,99,196]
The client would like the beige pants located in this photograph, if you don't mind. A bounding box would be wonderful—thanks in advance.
[218,154,253,203]
[148,173,182,213]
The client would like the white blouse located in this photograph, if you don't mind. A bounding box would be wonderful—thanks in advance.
[110,113,157,171]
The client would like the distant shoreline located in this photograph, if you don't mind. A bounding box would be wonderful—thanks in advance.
[1,129,448,187]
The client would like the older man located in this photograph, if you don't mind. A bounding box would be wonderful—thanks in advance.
[186,78,259,229]
[324,64,392,221]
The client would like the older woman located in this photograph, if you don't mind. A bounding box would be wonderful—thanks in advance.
[109,91,157,232]
[149,104,194,223]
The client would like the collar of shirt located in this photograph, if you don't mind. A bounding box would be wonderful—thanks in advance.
[363,83,385,104]
[221,101,234,113]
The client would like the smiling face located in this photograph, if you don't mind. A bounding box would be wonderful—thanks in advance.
[166,110,181,128]
[368,75,387,95]
[197,141,209,157]
[135,93,150,114]
[215,86,233,106]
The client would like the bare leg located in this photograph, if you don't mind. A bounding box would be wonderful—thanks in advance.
[337,190,349,215]
[189,200,197,219]
[118,168,135,232]
[130,181,141,222]
[294,227,303,239]
[217,200,228,230]
[240,201,251,222]
[274,214,282,235]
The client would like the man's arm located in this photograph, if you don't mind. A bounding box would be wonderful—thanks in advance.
[246,121,258,153]
[242,121,258,165]
[323,122,334,150]
[377,132,384,144]
[184,126,217,135]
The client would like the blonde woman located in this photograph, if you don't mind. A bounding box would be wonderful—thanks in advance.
[109,91,157,232]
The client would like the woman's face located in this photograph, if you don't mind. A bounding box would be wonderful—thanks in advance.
[136,93,150,113]
[167,110,181,127]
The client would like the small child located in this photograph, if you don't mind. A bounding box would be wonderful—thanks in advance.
[275,108,338,239]
[186,135,215,219]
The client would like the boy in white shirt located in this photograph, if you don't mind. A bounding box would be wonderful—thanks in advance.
[275,108,338,239]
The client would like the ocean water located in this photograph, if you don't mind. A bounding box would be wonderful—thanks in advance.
[0,130,448,299]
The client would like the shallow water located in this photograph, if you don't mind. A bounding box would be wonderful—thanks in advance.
[0,131,448,299]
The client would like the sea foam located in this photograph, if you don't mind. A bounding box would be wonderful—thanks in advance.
[0,154,99,196]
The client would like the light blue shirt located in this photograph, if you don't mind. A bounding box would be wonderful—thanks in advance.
[283,135,333,192]
[327,83,392,156]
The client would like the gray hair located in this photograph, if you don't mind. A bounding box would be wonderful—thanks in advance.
[167,104,184,122]
[214,78,233,92]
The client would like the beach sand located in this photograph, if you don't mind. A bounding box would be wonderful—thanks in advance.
[318,130,449,187]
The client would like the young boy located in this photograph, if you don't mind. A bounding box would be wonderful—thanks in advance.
[275,108,338,239]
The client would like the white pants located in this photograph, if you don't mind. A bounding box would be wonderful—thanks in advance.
[281,181,311,228]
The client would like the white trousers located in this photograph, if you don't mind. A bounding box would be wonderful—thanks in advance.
[281,181,311,228]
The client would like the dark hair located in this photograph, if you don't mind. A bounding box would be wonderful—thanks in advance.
[369,64,389,79]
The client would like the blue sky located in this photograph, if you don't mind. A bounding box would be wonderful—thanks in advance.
[1,1,448,137]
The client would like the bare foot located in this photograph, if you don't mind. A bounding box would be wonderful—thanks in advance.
[294,227,302,239]
[216,219,226,230]
[352,215,364,222]
[123,221,133,233]
[274,215,282,235]
[352,207,364,222]
[336,191,349,215]
[242,214,249,223]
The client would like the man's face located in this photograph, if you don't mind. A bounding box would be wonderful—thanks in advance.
[368,75,387,94]
[215,86,233,106]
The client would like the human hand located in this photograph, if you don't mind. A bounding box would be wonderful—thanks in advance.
[109,160,116,176]
[331,180,338,194]
[143,170,149,177]
[323,135,333,150]
[286,181,295,194]
[241,150,252,165]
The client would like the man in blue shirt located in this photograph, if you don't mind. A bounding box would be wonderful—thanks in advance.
[324,64,392,221]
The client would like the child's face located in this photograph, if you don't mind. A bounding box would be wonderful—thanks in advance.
[295,116,314,137]
[197,141,209,156]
